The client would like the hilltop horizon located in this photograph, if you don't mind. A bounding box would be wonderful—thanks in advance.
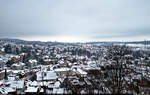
[0,38,150,44]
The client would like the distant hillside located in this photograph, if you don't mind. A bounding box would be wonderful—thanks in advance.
[0,38,75,45]
[0,38,44,44]
[0,38,150,45]
[86,41,150,45]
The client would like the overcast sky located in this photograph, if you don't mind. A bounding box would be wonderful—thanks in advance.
[0,0,150,42]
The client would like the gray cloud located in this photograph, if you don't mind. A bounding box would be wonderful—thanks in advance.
[0,0,150,41]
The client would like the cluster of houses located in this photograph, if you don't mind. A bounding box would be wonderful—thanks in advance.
[0,40,150,94]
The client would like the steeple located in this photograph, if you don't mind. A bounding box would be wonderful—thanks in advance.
[4,69,8,80]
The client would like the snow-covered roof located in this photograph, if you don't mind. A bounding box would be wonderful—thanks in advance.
[56,54,61,58]
[54,67,70,72]
[0,87,16,94]
[40,88,44,93]
[81,90,86,94]
[36,71,58,81]
[19,62,25,66]
[59,60,64,64]
[0,58,3,61]
[54,81,60,88]
[76,68,87,75]
[25,87,38,93]
[29,59,37,63]
[0,80,5,85]
[53,88,64,94]
[10,80,24,89]
[12,63,20,67]
[27,81,38,87]
[12,70,24,74]
[1,69,12,73]
[44,59,51,62]
[8,76,15,81]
